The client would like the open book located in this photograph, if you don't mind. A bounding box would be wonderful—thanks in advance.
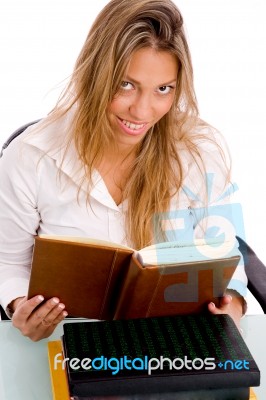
[27,235,240,319]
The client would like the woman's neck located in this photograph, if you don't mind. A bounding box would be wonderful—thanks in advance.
[102,142,138,168]
[96,145,137,205]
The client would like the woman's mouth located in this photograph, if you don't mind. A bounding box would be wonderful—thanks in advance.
[117,117,148,136]
[122,119,145,130]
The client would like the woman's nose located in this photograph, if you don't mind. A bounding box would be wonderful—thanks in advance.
[129,92,153,121]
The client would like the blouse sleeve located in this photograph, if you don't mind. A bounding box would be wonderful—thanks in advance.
[0,134,41,314]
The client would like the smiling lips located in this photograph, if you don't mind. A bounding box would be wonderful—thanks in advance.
[118,117,148,136]
[122,119,145,130]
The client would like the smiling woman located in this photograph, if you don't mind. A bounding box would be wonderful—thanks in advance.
[0,0,247,341]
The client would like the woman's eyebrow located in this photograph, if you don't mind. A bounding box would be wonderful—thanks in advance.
[124,75,177,86]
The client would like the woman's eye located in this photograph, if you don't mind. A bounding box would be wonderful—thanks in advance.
[158,86,172,94]
[120,81,134,90]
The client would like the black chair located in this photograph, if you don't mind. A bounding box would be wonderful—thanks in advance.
[1,122,266,319]
[0,119,41,158]
[237,236,266,313]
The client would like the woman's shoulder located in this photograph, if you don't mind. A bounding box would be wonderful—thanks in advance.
[174,118,231,203]
[0,109,78,181]
[1,111,73,161]
[22,110,74,154]
[178,117,227,149]
[177,117,231,170]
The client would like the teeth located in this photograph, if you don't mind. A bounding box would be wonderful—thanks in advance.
[122,119,145,130]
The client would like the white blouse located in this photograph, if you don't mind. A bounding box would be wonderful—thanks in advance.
[0,114,247,314]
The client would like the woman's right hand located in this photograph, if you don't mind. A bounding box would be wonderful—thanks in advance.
[11,295,68,341]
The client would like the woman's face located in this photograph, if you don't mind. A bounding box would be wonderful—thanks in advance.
[108,47,178,149]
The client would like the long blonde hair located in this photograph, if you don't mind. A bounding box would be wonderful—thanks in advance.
[48,0,229,249]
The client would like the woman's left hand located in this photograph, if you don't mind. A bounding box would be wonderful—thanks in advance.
[208,292,244,329]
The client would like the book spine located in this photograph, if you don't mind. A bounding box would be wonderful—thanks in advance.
[114,256,160,319]
[47,341,70,400]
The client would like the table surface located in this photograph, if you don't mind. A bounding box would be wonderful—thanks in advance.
[0,315,265,400]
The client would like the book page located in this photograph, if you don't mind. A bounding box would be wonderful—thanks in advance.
[138,237,239,265]
[38,234,133,251]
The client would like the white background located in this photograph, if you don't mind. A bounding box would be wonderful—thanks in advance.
[0,0,266,266]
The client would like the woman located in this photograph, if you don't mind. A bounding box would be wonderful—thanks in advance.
[0,0,246,341]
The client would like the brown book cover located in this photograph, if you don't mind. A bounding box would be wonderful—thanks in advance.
[28,236,240,319]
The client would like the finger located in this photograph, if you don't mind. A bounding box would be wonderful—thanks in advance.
[30,321,60,341]
[43,309,68,327]
[219,294,232,307]
[12,295,44,324]
[40,303,67,327]
[55,310,68,323]
[208,302,219,315]
[32,297,62,324]
[208,301,227,315]
[208,295,232,315]
[32,310,68,341]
